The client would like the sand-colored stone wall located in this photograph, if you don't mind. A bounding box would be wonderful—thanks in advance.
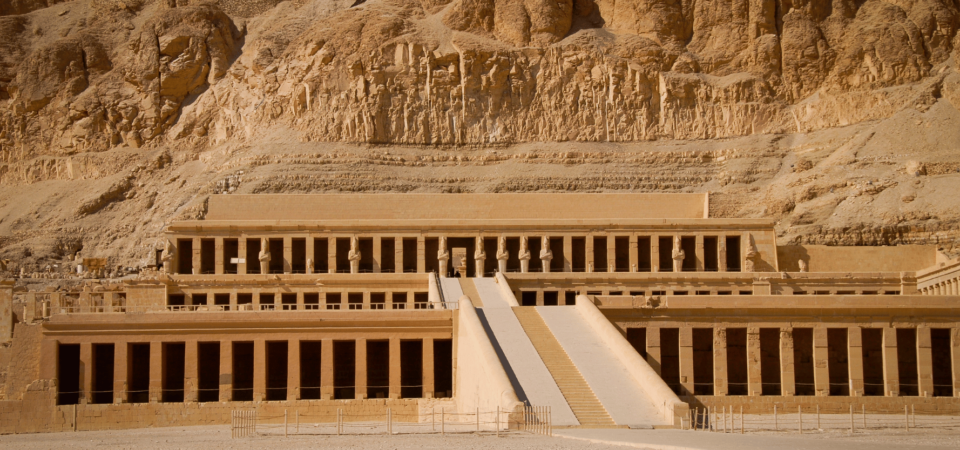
[778,245,938,273]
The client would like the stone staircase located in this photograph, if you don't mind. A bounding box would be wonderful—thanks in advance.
[513,307,616,428]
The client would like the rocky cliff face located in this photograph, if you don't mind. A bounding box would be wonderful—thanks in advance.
[0,0,959,271]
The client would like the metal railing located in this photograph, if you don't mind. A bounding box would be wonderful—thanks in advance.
[50,302,460,315]
[685,404,960,433]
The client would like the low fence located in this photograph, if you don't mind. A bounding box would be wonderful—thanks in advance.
[686,404,960,433]
[230,406,550,438]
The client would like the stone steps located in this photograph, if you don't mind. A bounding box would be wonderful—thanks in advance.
[513,307,615,428]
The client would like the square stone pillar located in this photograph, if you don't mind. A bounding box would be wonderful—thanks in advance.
[373,237,382,273]
[883,327,900,396]
[321,339,334,400]
[389,338,401,399]
[563,236,573,272]
[629,236,638,272]
[585,236,594,272]
[423,338,435,398]
[917,327,933,397]
[150,342,163,403]
[215,237,224,275]
[355,339,367,399]
[646,327,661,375]
[718,236,728,272]
[417,237,426,273]
[283,237,293,274]
[714,328,728,396]
[192,237,201,275]
[114,342,128,404]
[185,340,198,402]
[40,339,57,381]
[952,328,960,397]
[395,237,403,274]
[747,328,762,396]
[679,327,694,396]
[219,341,232,402]
[651,236,660,272]
[288,339,300,401]
[607,235,616,273]
[780,328,796,396]
[536,290,544,306]
[306,237,315,274]
[813,328,829,396]
[80,342,92,404]
[254,340,266,402]
[848,327,864,396]
[328,238,338,274]
[695,235,704,271]
[237,238,247,275]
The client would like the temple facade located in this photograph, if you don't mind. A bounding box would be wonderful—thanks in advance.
[1,193,959,433]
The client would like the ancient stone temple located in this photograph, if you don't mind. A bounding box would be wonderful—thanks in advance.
[1,193,959,432]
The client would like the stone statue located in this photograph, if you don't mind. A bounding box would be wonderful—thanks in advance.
[474,237,486,277]
[306,258,314,275]
[798,259,808,273]
[258,238,271,274]
[518,236,531,273]
[539,236,553,273]
[438,236,450,277]
[671,236,685,272]
[160,240,175,273]
[744,234,760,273]
[348,236,361,274]
[496,236,509,273]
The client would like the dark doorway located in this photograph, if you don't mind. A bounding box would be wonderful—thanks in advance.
[128,343,150,403]
[661,328,681,395]
[693,329,714,395]
[177,239,193,274]
[401,340,423,398]
[614,237,629,272]
[334,341,356,399]
[269,239,284,274]
[162,342,185,403]
[727,328,748,395]
[681,237,696,271]
[759,329,781,395]
[292,238,307,273]
[529,237,542,272]
[300,341,322,400]
[336,238,351,273]
[932,329,953,397]
[703,237,719,272]
[593,237,607,272]
[507,237,521,272]
[246,239,261,274]
[658,237,673,272]
[425,238,439,274]
[92,344,115,404]
[897,328,919,396]
[726,236,741,272]
[200,239,215,274]
[359,238,374,273]
[367,340,390,399]
[862,329,885,396]
[314,238,329,273]
[827,329,850,396]
[434,339,453,398]
[381,238,395,273]
[197,342,220,402]
[402,238,417,273]
[57,343,81,405]
[521,291,537,306]
[266,341,288,401]
[572,237,586,272]
[232,342,254,401]
[637,237,651,272]
[627,328,647,360]
[543,291,559,306]
[793,328,815,396]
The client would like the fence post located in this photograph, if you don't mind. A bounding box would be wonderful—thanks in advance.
[496,406,500,438]
[708,406,712,432]
[432,407,435,432]
[441,408,445,436]
[694,407,699,430]
[862,405,865,430]
[740,406,743,434]
[774,405,778,431]
[477,407,480,434]
[912,404,915,428]
[850,405,854,434]
[549,406,552,437]
[254,409,257,435]
[337,408,341,436]
[285,409,288,437]
[296,410,299,434]
[798,405,802,434]
[817,405,820,429]
[905,405,909,431]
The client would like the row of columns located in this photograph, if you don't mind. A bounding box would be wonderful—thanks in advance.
[181,234,744,276]
[920,276,960,295]
[174,290,428,310]
[643,326,960,397]
[61,338,440,404]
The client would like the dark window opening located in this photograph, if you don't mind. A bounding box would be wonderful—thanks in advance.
[827,328,850,396]
[637,237,651,272]
[192,293,207,307]
[57,344,81,405]
[334,341,356,400]
[300,341,322,400]
[485,237,499,276]
[358,238,374,273]
[793,328,815,396]
[232,342,254,402]
[304,293,320,310]
[521,291,537,306]
[246,239,261,274]
[681,236,696,272]
[414,292,429,309]
[727,328,748,396]
[401,340,423,399]
[726,236,741,272]
[703,237,719,272]
[266,341,288,401]
[897,328,919,396]
[128,343,150,404]
[281,293,297,310]
[627,328,647,360]
[506,237,521,272]
[759,329,782,396]
[571,237,586,272]
[223,239,238,274]
[92,344,114,404]
[168,294,185,307]
[658,237,673,272]
[348,293,363,310]
[661,328,681,395]
[392,292,407,310]
[593,237,607,272]
[326,293,341,310]
[162,342,185,403]
[197,342,220,402]
[564,291,577,305]
[381,238,395,273]
[269,239,284,274]
[371,292,386,310]
[543,291,559,306]
[932,329,953,397]
[314,238,329,274]
[425,238,439,274]
[549,237,564,273]
[862,329,885,396]
[529,236,542,273]
[693,329,714,395]
[291,238,307,273]
[200,239,215,274]
[434,340,453,398]
[402,238,418,273]
[177,239,193,275]
[614,236,629,272]
[237,293,253,309]
[336,238,351,273]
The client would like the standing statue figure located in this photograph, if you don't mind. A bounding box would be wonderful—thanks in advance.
[744,234,761,273]
[518,236,532,273]
[798,259,808,273]
[474,237,486,277]
[306,258,314,275]
[160,241,175,273]
[438,236,450,278]
[539,236,553,273]
[348,236,361,274]
[671,236,685,272]
[258,238,272,274]
[496,236,509,274]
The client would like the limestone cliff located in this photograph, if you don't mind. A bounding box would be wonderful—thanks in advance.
[0,0,959,272]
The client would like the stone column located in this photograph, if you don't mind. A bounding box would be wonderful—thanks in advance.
[219,341,232,402]
[254,340,266,402]
[651,236,660,272]
[326,236,336,274]
[237,238,247,275]
[355,338,367,399]
[679,327,694,396]
[695,235,704,272]
[306,237,315,274]
[747,328,762,396]
[563,236,573,272]
[394,237,403,274]
[283,237,293,274]
[629,236,638,272]
[714,328,728,396]
[718,236,727,272]
[370,236,380,273]
[882,327,900,396]
[423,338,435,398]
[192,237,201,275]
[114,342,127,404]
[288,339,300,401]
[185,340,198,402]
[918,327,933,397]
[848,327,864,396]
[80,342,92,404]
[780,328,796,396]
[321,339,334,400]
[389,338,401,399]
[585,236,594,273]
[215,237,224,275]
[150,341,163,403]
[417,237,426,274]
[813,328,829,396]
[952,328,960,397]
[607,235,616,273]
[646,327,661,375]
